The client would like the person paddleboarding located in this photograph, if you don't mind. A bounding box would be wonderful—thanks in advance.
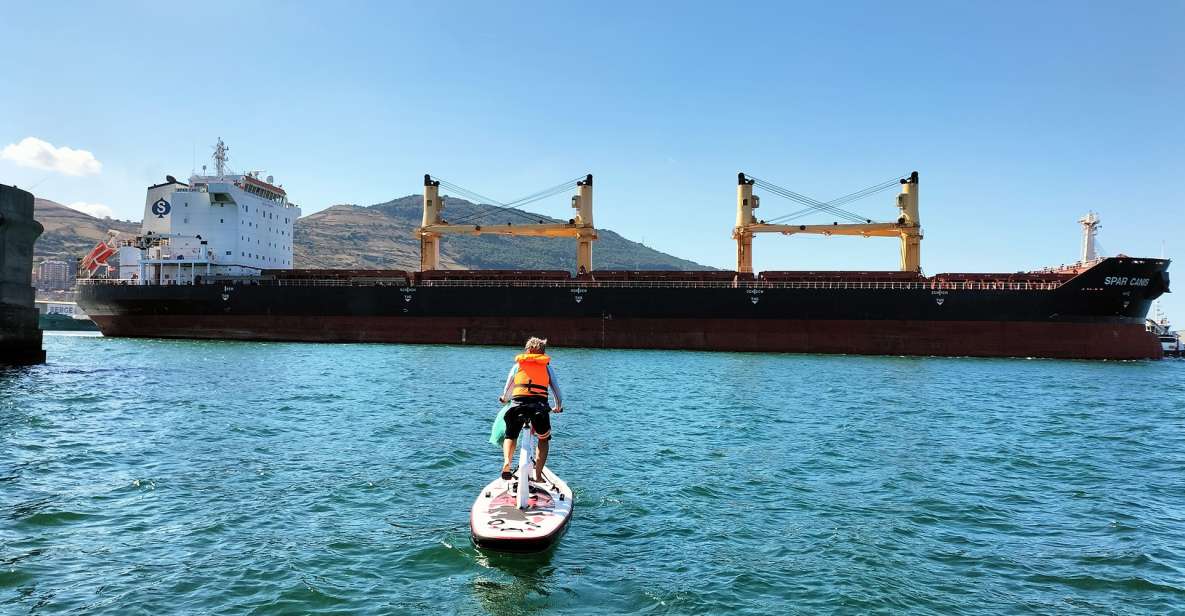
[472,336,573,551]
[498,337,563,482]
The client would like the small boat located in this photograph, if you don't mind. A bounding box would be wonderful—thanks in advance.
[38,312,99,332]
[1146,303,1183,358]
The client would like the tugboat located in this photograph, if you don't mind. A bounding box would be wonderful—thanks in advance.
[35,301,100,331]
[1146,303,1183,358]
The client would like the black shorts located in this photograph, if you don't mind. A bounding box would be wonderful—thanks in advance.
[505,397,552,438]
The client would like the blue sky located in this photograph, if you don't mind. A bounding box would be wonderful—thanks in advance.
[2,2,1182,317]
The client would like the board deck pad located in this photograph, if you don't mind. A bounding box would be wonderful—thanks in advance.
[471,465,573,551]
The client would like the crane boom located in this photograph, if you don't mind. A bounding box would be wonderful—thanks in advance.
[733,171,922,273]
[419,222,592,237]
[416,174,597,272]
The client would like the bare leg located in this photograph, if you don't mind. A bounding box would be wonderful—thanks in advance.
[534,438,549,482]
[502,438,516,475]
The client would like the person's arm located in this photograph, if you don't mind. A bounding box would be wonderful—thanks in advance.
[499,364,516,403]
[547,364,564,410]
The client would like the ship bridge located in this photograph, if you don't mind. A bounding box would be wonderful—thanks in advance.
[113,139,302,285]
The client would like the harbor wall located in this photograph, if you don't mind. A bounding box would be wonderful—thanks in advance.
[0,184,46,364]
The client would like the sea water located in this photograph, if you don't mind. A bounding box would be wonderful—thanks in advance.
[2,334,1183,615]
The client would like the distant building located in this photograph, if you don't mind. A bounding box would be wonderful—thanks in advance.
[37,260,72,289]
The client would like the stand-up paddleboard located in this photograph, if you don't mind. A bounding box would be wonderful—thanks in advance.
[471,465,573,552]
[475,405,573,551]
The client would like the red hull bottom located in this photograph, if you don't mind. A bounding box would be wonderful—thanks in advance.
[89,315,1163,360]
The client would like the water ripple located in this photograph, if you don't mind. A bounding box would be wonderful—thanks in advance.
[1,336,1183,614]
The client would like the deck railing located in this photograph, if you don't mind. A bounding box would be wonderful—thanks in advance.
[78,278,1063,291]
[413,279,1062,291]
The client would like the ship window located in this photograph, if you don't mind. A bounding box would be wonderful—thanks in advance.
[225,251,231,256]
[220,219,224,223]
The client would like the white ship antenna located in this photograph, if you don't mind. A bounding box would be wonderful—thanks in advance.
[213,138,229,178]
[1078,211,1100,264]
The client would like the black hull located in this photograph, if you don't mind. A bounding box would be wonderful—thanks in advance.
[77,257,1171,360]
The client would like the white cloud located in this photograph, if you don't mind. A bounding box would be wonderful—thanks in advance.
[1,137,102,176]
[67,201,115,219]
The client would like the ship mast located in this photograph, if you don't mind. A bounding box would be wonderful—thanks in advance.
[1078,211,1100,264]
[213,138,229,178]
[733,172,923,273]
[417,174,597,272]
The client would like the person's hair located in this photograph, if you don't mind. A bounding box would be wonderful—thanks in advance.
[524,337,548,353]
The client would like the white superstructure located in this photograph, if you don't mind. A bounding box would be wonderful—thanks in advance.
[116,139,301,284]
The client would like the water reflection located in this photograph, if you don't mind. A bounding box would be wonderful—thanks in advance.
[470,545,560,615]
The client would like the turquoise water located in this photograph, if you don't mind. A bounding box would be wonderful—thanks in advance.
[2,334,1184,615]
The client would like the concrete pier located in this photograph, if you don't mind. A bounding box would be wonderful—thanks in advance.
[0,184,46,365]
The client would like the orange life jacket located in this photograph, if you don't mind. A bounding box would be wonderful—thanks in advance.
[512,353,550,398]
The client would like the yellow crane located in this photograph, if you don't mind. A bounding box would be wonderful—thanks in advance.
[416,174,598,272]
[733,171,922,274]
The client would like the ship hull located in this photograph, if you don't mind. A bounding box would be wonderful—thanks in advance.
[89,314,1159,359]
[78,257,1171,360]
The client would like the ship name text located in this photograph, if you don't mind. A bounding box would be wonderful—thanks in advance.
[1104,276,1150,287]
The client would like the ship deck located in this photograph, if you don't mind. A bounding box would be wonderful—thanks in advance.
[78,268,1075,292]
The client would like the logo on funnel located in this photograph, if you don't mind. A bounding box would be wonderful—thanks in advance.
[151,198,171,218]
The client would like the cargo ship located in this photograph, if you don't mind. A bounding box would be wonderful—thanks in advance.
[76,142,1171,359]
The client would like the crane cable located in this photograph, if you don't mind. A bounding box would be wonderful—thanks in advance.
[762,176,905,224]
[501,175,586,209]
[433,179,537,224]
[749,176,872,224]
[436,175,587,225]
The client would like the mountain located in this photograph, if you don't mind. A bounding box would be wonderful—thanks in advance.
[293,195,710,271]
[32,194,711,271]
[32,199,139,264]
